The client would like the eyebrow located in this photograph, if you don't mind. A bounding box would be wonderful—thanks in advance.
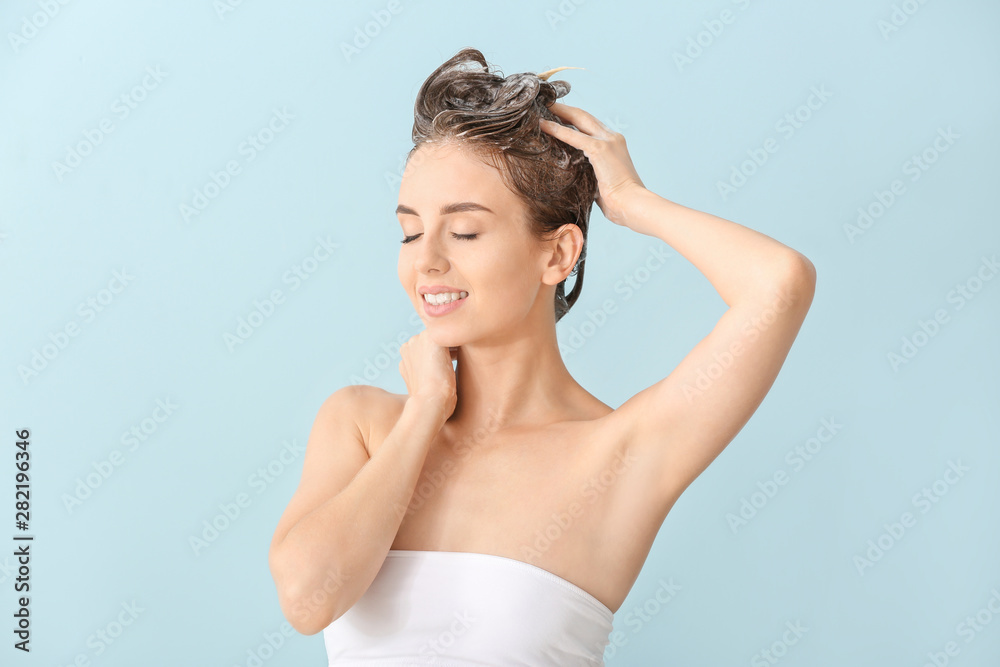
[395,201,496,217]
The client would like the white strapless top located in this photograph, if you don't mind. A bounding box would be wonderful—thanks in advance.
[322,549,615,666]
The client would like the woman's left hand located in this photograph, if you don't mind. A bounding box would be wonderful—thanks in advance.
[540,102,647,227]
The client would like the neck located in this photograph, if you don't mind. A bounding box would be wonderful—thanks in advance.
[446,322,579,433]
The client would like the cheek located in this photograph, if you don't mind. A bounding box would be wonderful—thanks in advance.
[397,246,413,273]
[475,247,538,303]
[397,253,415,292]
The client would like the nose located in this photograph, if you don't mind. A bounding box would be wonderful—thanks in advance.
[412,233,448,275]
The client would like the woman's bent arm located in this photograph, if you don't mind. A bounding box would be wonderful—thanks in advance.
[603,187,816,506]
[268,388,447,635]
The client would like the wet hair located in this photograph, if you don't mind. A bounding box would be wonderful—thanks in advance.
[407,47,599,322]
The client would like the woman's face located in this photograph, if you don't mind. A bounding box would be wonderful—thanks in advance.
[396,141,560,348]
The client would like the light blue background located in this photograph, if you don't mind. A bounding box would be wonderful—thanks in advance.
[2,0,998,665]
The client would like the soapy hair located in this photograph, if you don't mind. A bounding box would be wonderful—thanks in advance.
[407,47,598,322]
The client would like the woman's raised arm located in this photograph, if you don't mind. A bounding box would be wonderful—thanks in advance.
[605,188,815,506]
[541,103,816,508]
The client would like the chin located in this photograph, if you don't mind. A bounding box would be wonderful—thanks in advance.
[426,328,463,349]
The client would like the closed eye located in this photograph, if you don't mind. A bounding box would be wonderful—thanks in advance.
[400,232,478,244]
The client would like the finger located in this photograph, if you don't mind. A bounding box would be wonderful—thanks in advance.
[546,102,614,139]
[540,118,589,151]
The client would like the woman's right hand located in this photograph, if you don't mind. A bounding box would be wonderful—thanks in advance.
[399,330,458,419]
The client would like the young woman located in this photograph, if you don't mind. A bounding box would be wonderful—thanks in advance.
[268,47,816,665]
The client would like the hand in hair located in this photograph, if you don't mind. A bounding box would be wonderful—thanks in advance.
[540,102,646,227]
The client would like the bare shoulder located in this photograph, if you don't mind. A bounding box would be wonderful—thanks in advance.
[337,385,407,456]
[269,384,393,558]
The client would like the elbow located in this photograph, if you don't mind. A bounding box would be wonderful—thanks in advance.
[774,252,816,307]
[269,546,343,636]
[275,576,342,636]
[285,603,336,637]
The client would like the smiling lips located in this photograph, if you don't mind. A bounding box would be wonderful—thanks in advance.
[420,290,468,317]
[423,291,468,305]
[418,285,468,316]
[419,284,468,304]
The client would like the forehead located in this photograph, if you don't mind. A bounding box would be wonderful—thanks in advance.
[399,142,512,203]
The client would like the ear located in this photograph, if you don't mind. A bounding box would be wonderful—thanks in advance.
[540,224,584,287]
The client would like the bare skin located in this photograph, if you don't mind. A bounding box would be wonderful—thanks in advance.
[268,101,816,633]
[374,384,662,615]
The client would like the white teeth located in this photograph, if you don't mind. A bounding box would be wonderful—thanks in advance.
[423,291,468,305]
